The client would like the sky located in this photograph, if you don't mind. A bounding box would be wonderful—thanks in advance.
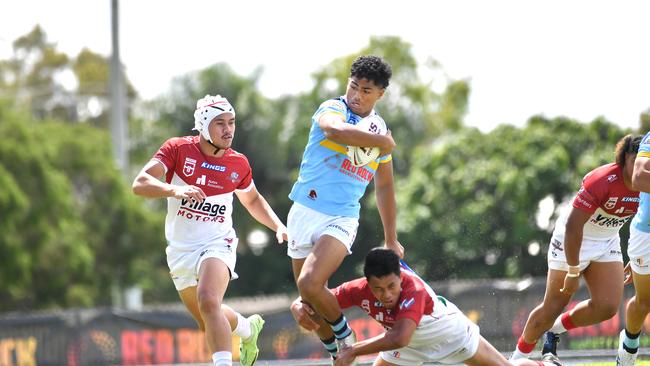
[1,0,649,132]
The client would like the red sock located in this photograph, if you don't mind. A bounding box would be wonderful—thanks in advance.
[537,362,545,366]
[517,335,536,353]
[560,312,577,331]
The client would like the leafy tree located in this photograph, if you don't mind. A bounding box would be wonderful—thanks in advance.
[5,25,648,308]
[396,116,633,280]
[0,100,163,310]
[72,47,139,127]
[0,26,137,126]
[2,25,72,120]
[640,108,650,134]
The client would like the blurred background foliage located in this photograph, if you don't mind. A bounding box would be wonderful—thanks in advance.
[0,26,647,311]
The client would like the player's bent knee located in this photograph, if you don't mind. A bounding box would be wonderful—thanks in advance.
[594,303,619,320]
[197,293,223,315]
[296,276,323,300]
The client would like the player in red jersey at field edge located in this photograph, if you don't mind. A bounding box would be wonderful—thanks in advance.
[292,248,563,366]
[510,134,643,361]
[132,94,288,366]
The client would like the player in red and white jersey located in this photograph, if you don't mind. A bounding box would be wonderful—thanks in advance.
[292,249,562,366]
[133,94,288,366]
[511,134,643,361]
[154,135,251,247]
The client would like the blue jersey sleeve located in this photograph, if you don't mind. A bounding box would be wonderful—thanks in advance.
[639,132,650,158]
[313,98,347,123]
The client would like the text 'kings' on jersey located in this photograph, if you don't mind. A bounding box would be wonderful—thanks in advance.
[633,132,650,232]
[288,96,392,218]
[553,163,639,241]
[153,136,253,248]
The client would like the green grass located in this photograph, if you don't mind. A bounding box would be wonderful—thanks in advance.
[576,361,650,366]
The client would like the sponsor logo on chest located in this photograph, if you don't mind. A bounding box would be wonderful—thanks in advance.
[589,212,630,228]
[201,161,227,172]
[400,298,415,309]
[180,199,227,216]
[622,197,640,203]
[340,158,375,182]
[183,157,197,177]
[195,174,224,189]
[177,199,228,223]
[605,197,618,210]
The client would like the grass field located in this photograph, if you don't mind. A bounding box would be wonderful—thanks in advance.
[577,362,650,366]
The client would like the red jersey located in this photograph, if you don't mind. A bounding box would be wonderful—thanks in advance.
[153,136,253,248]
[333,270,441,329]
[553,163,639,241]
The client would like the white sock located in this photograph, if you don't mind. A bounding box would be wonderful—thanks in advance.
[549,314,567,334]
[212,351,232,366]
[233,313,252,340]
[509,348,532,360]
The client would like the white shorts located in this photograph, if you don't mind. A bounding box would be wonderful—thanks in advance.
[379,301,481,365]
[547,235,622,272]
[286,202,359,259]
[628,225,650,275]
[166,238,239,291]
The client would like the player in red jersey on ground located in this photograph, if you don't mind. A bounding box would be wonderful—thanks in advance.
[510,134,643,361]
[292,248,562,366]
[133,94,288,366]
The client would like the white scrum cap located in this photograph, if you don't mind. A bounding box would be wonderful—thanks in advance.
[193,94,235,141]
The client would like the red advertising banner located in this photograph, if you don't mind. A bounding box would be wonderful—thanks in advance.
[1,278,646,365]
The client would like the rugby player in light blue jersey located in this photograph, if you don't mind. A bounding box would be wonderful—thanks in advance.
[287,55,404,363]
[618,131,650,366]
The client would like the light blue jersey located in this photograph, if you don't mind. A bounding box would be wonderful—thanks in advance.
[288,96,392,218]
[632,132,650,232]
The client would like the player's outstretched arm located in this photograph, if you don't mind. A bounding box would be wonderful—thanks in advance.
[632,155,650,192]
[560,206,591,295]
[318,114,395,153]
[235,185,288,243]
[334,318,416,366]
[374,161,404,258]
[132,160,206,202]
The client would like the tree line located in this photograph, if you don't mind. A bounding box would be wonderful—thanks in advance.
[1,26,648,311]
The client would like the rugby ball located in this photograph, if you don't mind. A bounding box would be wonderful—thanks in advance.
[346,114,388,167]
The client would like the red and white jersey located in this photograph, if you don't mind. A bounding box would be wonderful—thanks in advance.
[553,163,639,241]
[152,136,253,248]
[333,270,447,330]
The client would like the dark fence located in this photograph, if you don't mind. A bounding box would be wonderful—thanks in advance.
[0,278,646,365]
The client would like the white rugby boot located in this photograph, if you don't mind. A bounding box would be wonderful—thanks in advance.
[335,330,358,366]
[616,329,638,366]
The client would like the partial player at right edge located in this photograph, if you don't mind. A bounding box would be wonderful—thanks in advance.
[617,131,650,366]
[510,134,642,362]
